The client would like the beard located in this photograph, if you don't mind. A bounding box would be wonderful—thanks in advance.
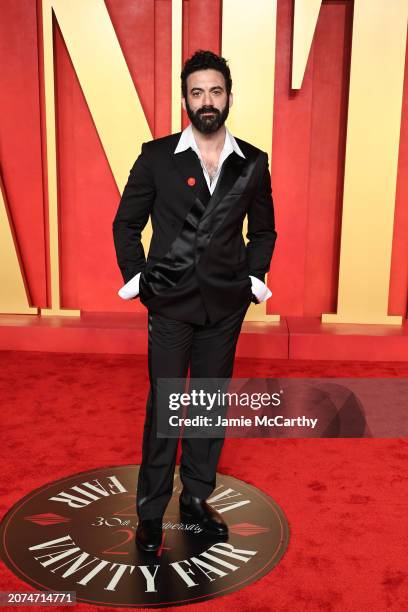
[185,99,230,134]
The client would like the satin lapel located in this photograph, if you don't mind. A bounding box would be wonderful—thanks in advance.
[201,152,247,221]
[171,148,211,207]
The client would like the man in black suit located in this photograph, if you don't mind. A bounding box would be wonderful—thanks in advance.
[113,50,277,552]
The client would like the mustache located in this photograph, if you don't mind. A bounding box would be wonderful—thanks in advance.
[197,106,220,116]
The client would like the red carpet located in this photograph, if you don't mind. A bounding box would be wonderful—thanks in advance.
[1,351,407,611]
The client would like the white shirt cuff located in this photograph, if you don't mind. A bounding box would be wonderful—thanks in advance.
[118,272,141,300]
[250,275,272,303]
[118,272,272,303]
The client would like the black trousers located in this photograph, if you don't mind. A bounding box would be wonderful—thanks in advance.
[136,296,251,520]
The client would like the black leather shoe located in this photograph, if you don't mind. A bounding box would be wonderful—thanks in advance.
[179,493,228,537]
[136,518,163,552]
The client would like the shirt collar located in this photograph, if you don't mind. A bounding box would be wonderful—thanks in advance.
[174,123,245,159]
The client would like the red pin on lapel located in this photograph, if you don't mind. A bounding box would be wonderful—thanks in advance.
[187,177,196,186]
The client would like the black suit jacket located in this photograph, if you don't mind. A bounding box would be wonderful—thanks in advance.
[113,131,277,324]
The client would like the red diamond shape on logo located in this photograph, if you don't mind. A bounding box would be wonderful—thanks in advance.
[24,513,71,526]
[229,522,270,536]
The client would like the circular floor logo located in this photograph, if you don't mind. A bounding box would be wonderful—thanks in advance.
[0,466,289,608]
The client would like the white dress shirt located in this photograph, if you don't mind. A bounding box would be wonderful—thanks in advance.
[173,123,245,194]
[119,124,272,303]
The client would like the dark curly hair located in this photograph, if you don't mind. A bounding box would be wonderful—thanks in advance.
[181,50,232,98]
